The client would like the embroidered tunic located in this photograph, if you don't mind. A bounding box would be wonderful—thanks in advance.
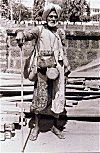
[24,25,70,116]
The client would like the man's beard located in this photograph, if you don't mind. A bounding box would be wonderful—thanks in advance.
[47,21,58,27]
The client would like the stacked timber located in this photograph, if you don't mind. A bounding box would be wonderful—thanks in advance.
[0,72,34,95]
[0,71,100,138]
[0,99,28,141]
[0,73,33,141]
[66,76,100,106]
[66,68,100,117]
[0,122,15,141]
[0,103,28,141]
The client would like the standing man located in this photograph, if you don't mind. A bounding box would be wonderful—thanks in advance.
[16,3,71,141]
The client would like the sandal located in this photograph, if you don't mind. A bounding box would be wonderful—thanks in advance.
[29,128,39,141]
[51,126,65,139]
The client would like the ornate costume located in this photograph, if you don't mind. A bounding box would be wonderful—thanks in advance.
[24,24,70,117]
[19,4,71,138]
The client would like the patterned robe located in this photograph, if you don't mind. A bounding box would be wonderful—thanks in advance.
[24,24,70,117]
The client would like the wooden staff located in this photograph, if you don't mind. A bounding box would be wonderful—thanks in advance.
[22,129,32,153]
[20,45,24,153]
[16,36,24,152]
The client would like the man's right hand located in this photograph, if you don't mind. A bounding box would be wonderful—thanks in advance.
[16,31,25,47]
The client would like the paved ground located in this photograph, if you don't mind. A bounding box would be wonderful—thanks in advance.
[1,98,100,153]
[0,118,100,153]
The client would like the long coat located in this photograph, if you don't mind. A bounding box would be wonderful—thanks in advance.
[24,24,70,116]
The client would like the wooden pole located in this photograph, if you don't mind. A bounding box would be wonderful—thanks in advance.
[10,0,13,21]
[20,46,24,153]
[19,0,21,23]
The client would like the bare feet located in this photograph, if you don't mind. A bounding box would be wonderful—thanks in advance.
[51,125,65,139]
[29,127,39,141]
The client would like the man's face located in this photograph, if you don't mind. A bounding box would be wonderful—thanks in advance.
[46,11,58,27]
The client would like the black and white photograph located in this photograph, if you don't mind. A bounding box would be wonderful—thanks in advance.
[0,0,100,152]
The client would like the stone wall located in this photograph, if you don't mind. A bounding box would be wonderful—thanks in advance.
[0,27,8,72]
[65,30,100,70]
[0,23,100,73]
[6,35,35,73]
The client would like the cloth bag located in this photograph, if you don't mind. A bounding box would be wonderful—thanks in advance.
[37,56,56,68]
[23,49,37,81]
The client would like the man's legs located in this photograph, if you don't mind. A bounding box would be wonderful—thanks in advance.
[29,114,40,141]
[51,117,65,139]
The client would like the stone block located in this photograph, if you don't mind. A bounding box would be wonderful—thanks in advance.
[0,45,7,50]
[10,36,17,47]
[0,132,6,141]
[91,40,99,49]
[80,40,89,49]
[87,50,97,61]
[15,59,21,69]
[68,39,77,48]
[11,49,20,57]
[0,58,6,62]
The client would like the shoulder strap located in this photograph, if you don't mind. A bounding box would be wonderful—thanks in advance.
[28,26,43,68]
[35,25,43,55]
[28,25,43,58]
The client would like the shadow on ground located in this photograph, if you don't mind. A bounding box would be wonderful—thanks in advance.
[24,112,100,133]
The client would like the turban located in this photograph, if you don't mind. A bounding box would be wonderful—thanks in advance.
[42,3,62,21]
